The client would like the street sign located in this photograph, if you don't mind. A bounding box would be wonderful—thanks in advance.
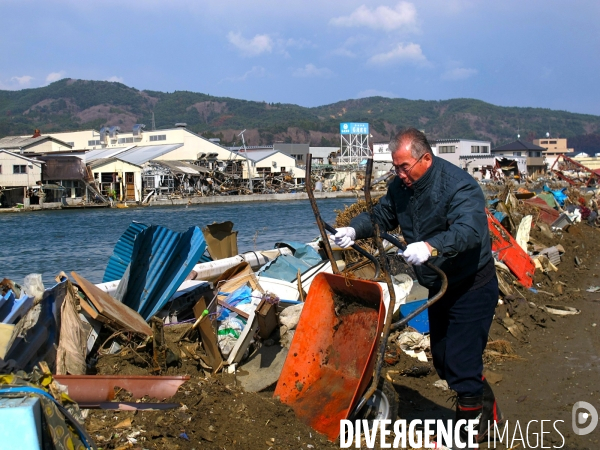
[340,122,369,135]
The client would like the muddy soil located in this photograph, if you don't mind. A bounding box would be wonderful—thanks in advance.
[85,374,340,450]
[85,223,600,450]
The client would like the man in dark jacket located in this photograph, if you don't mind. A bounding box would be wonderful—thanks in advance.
[331,128,503,444]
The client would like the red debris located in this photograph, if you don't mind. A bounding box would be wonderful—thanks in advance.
[487,210,535,288]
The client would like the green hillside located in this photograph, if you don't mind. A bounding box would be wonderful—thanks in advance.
[1,78,599,151]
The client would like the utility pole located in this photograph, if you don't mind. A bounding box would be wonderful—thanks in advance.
[238,129,253,193]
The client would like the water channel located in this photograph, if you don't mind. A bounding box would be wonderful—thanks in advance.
[0,198,356,285]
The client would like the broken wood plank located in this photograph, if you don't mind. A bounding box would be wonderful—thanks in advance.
[71,272,152,336]
[195,298,223,374]
[217,298,250,319]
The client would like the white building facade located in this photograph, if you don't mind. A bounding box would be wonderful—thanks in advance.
[0,150,43,187]
[430,139,494,174]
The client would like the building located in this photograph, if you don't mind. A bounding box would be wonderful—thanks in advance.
[0,149,44,186]
[273,143,310,165]
[570,155,600,171]
[372,143,391,163]
[235,149,306,182]
[533,137,573,168]
[430,139,494,175]
[308,147,339,165]
[0,134,73,154]
[492,140,546,175]
[0,150,44,206]
[49,125,246,162]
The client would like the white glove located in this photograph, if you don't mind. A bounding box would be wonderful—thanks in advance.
[403,241,431,266]
[330,227,356,249]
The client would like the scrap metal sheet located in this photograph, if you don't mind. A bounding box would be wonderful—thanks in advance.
[122,225,207,321]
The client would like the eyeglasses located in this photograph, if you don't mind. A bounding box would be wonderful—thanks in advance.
[392,153,425,178]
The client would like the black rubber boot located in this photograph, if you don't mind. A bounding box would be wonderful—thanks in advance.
[456,395,483,448]
[478,377,505,443]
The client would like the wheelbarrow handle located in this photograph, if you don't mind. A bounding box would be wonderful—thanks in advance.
[378,232,448,330]
[321,221,381,280]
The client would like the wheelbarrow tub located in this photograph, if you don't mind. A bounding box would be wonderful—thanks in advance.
[274,273,385,441]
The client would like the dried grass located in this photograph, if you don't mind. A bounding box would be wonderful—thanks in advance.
[486,339,514,355]
[333,197,401,266]
[484,339,524,363]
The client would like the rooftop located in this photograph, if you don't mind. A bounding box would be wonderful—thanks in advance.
[0,135,72,150]
[492,140,546,152]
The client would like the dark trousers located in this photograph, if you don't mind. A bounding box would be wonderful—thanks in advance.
[427,275,498,397]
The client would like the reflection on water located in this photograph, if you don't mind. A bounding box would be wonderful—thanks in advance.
[0,198,355,285]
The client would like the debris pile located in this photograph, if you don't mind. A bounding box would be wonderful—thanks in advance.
[0,180,599,447]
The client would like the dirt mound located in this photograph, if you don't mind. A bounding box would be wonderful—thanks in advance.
[85,374,339,449]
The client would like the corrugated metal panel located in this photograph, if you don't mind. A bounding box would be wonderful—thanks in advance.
[104,221,212,283]
[116,144,183,166]
[122,225,207,320]
[103,222,149,282]
[85,147,128,163]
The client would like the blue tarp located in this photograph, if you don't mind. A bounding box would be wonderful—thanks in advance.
[217,285,252,321]
[122,225,208,320]
[493,211,507,223]
[487,199,500,208]
[258,242,323,282]
[543,186,568,207]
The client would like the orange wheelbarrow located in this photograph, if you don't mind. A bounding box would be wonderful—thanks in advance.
[274,272,388,440]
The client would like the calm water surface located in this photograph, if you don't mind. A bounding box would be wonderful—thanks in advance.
[0,198,355,285]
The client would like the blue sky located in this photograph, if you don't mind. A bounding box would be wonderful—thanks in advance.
[2,0,599,115]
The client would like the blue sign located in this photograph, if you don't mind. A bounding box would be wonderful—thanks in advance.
[340,122,369,135]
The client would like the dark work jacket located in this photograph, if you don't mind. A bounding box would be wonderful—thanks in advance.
[350,156,492,290]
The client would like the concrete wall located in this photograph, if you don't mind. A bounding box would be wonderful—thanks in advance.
[51,130,98,149]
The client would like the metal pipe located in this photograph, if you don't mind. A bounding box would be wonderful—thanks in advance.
[352,156,396,416]
[306,154,339,274]
[378,232,448,330]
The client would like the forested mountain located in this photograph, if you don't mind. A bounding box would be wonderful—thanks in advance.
[1,78,599,151]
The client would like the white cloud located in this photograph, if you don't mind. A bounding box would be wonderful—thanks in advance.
[11,75,34,87]
[227,32,273,57]
[331,48,356,58]
[368,43,427,65]
[330,35,371,59]
[0,75,33,90]
[223,66,267,82]
[293,64,334,78]
[330,2,418,32]
[283,37,311,50]
[441,66,477,80]
[107,76,124,83]
[46,71,66,83]
[356,88,397,98]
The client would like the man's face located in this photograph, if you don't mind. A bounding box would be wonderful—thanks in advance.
[391,142,430,187]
